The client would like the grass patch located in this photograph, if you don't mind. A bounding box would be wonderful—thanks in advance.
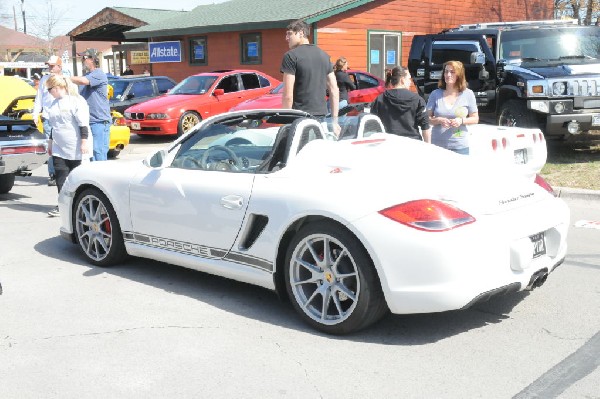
[541,130,600,190]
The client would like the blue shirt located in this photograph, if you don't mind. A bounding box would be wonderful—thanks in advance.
[79,68,111,123]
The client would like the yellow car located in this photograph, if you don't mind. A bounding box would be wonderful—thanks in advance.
[0,76,129,158]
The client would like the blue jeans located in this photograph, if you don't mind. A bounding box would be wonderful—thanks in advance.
[42,119,55,176]
[90,122,110,161]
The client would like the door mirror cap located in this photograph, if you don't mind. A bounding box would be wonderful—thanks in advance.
[144,149,167,168]
[213,89,225,96]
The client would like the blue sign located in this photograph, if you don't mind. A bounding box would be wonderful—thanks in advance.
[149,41,182,63]
[370,50,380,65]
[386,50,396,65]
[194,45,205,60]
[247,42,258,58]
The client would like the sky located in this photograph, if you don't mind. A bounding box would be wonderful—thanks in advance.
[0,0,229,37]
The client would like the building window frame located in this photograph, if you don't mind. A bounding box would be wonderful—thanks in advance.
[189,36,208,66]
[240,32,262,65]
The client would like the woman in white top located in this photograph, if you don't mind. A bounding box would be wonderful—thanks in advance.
[426,60,479,154]
[45,74,93,216]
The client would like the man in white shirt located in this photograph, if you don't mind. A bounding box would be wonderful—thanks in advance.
[32,55,64,186]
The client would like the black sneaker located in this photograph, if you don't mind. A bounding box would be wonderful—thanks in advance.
[48,176,56,186]
[47,206,59,217]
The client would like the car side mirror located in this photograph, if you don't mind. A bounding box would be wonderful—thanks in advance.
[470,52,485,65]
[144,149,167,168]
[213,89,225,96]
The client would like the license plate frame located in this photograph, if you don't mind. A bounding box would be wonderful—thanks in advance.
[131,122,141,130]
[530,232,546,258]
[592,114,600,127]
[514,149,528,165]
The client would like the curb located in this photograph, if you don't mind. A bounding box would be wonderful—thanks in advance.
[556,187,600,201]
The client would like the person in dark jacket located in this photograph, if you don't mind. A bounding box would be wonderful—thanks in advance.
[370,66,431,142]
[334,57,356,111]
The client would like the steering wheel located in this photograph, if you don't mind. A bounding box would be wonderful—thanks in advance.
[200,145,241,171]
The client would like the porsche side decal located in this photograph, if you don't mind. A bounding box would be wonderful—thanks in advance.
[123,232,272,272]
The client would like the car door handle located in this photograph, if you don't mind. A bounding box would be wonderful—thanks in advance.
[220,195,244,210]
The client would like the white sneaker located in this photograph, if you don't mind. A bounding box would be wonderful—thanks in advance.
[47,207,59,217]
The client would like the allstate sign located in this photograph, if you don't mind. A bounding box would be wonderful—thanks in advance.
[149,41,182,63]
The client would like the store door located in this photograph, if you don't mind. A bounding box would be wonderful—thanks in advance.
[368,32,402,80]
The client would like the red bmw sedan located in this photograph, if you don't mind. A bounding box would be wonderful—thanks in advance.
[124,69,279,137]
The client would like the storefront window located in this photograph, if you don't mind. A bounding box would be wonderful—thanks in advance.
[190,37,208,65]
[240,33,261,64]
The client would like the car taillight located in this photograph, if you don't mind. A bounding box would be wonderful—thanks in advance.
[1,145,46,155]
[379,199,475,232]
[534,174,556,196]
[113,117,127,126]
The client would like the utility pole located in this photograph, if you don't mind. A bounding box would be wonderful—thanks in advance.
[21,0,26,34]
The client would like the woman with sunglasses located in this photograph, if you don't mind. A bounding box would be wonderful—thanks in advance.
[44,74,93,217]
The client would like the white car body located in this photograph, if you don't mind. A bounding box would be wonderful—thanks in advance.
[58,110,569,334]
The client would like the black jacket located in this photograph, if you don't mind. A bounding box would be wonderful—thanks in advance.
[370,88,430,140]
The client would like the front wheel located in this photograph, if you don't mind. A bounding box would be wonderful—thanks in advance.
[284,221,388,334]
[498,99,539,129]
[177,111,201,137]
[73,188,127,266]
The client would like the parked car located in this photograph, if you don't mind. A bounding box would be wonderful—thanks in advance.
[124,70,280,137]
[57,109,568,334]
[0,76,48,194]
[108,75,176,114]
[230,70,385,112]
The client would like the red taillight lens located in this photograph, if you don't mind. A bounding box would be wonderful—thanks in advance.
[534,174,556,196]
[491,139,498,151]
[113,117,127,126]
[1,145,46,155]
[379,199,476,232]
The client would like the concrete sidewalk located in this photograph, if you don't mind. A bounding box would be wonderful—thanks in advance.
[556,187,600,200]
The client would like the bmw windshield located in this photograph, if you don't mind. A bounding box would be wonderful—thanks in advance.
[499,27,600,64]
[170,75,218,95]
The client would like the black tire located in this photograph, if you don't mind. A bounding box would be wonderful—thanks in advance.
[177,111,201,137]
[107,149,120,159]
[0,173,16,194]
[284,221,388,334]
[73,188,127,266]
[498,99,539,129]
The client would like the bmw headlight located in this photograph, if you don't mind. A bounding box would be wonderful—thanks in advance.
[552,81,567,96]
[147,113,169,119]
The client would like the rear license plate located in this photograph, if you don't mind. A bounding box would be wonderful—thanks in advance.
[131,122,141,130]
[530,232,546,258]
[592,114,600,126]
[514,149,528,164]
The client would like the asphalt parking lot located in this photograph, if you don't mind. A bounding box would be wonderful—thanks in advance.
[1,137,599,398]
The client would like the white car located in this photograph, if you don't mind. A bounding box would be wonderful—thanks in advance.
[58,110,569,334]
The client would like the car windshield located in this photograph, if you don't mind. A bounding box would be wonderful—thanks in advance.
[170,75,218,95]
[499,27,600,63]
[108,79,128,100]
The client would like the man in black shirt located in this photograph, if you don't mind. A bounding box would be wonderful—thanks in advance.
[281,20,340,137]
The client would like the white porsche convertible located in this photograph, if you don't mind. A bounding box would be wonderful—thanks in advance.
[58,109,569,334]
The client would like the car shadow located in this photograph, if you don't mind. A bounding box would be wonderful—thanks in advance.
[34,235,530,344]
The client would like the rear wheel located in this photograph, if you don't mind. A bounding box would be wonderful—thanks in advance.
[0,173,16,194]
[73,188,127,266]
[177,111,201,137]
[284,221,388,334]
[107,149,120,159]
[498,99,539,129]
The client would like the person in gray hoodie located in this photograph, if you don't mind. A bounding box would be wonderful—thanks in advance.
[370,66,431,142]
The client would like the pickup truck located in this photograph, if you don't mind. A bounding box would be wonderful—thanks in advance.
[408,19,600,139]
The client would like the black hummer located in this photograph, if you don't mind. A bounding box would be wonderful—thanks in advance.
[408,20,600,138]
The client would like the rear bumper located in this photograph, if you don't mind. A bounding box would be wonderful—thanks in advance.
[0,143,48,174]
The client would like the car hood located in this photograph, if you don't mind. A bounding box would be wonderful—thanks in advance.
[510,62,600,79]
[126,94,206,113]
[280,136,550,219]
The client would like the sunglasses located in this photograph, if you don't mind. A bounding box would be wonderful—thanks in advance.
[47,86,56,92]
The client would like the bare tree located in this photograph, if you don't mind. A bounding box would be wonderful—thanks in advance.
[554,0,599,25]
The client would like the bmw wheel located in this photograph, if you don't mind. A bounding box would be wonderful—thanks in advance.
[73,188,127,266]
[177,111,201,137]
[284,221,388,334]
